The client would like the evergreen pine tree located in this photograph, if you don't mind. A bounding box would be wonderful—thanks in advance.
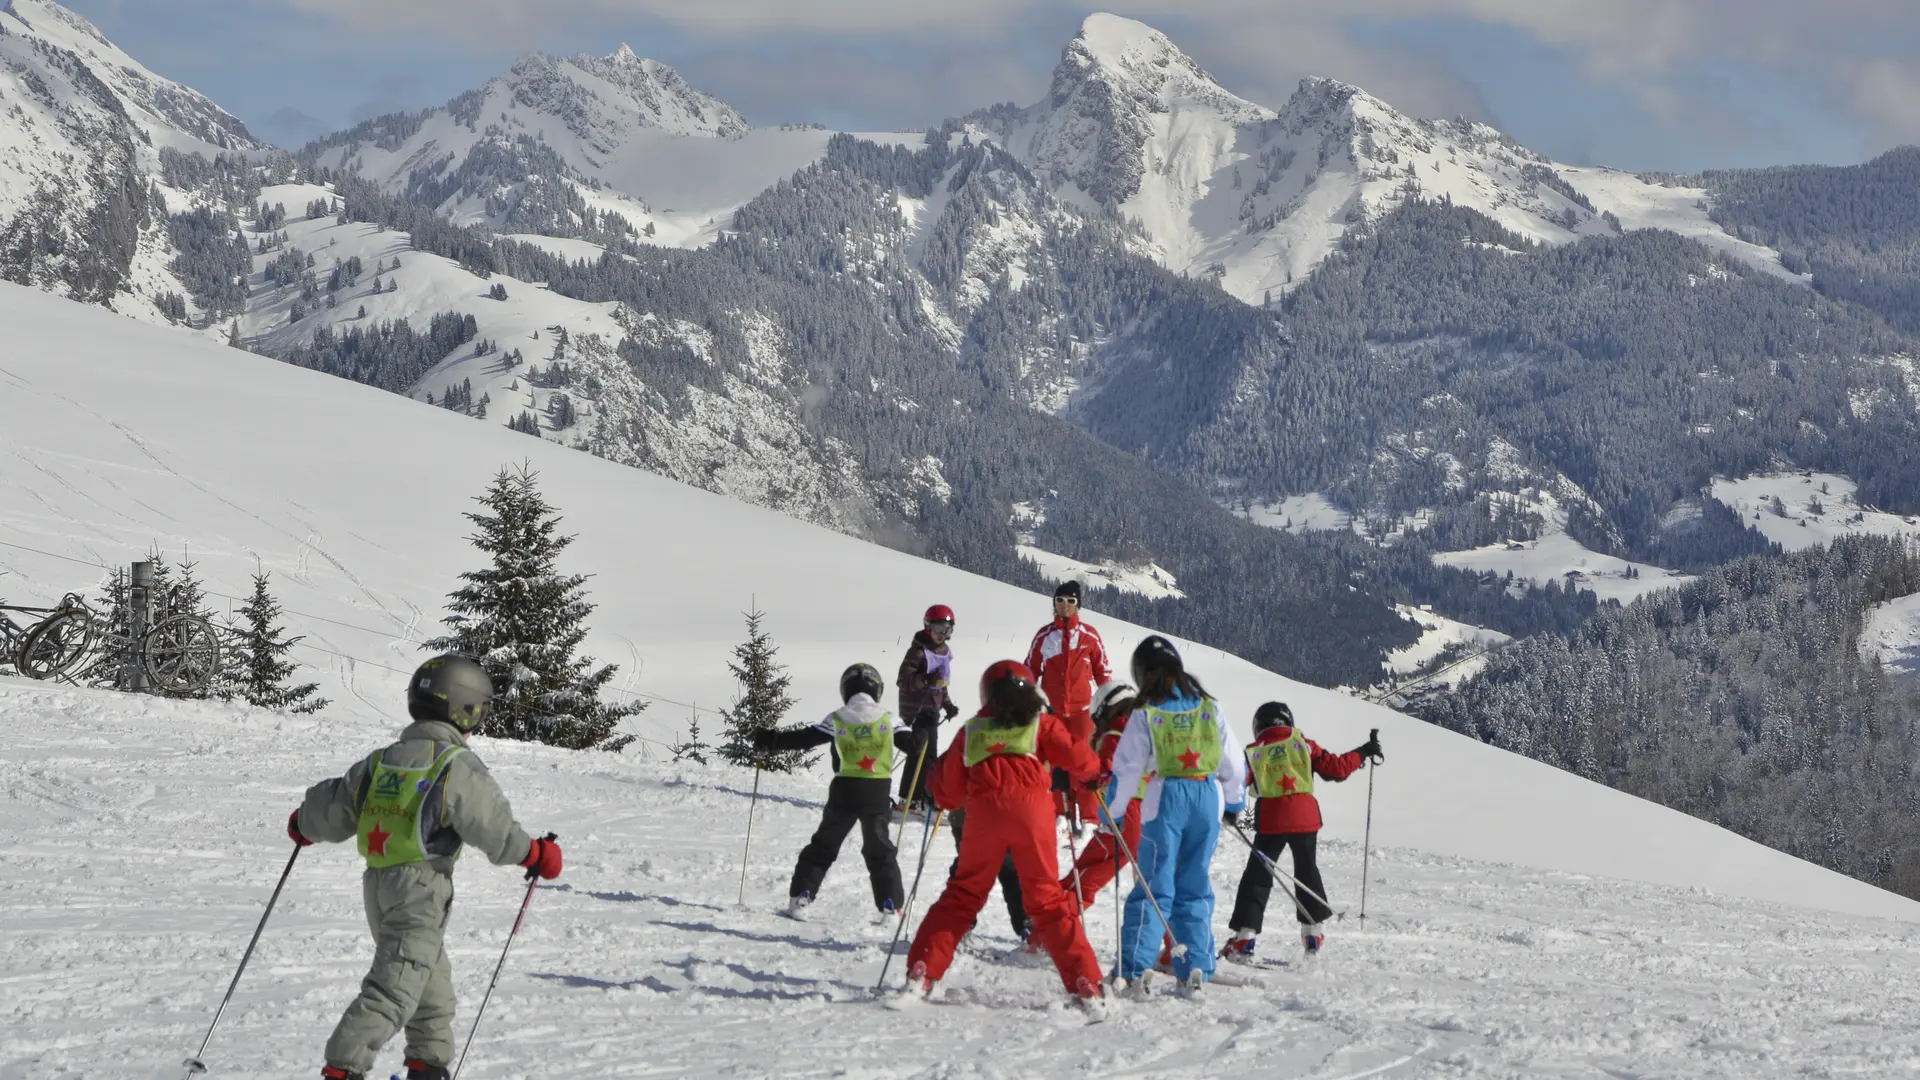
[224,572,327,714]
[718,605,805,771]
[670,707,711,765]
[426,465,642,750]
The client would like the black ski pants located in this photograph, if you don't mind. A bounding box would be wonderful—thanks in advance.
[790,777,904,912]
[898,712,941,806]
[1228,831,1332,932]
[945,808,1029,937]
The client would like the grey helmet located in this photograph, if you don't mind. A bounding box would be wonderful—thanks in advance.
[1090,680,1135,722]
[408,654,495,732]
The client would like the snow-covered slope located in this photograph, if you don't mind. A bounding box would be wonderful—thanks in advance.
[972,14,1800,305]
[306,47,912,250]
[1863,592,1920,680]
[13,680,1920,1079]
[5,281,1920,1078]
[0,280,1912,927]
[0,0,261,312]
[1708,472,1920,553]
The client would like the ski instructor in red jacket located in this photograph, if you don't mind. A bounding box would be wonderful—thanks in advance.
[1025,580,1111,823]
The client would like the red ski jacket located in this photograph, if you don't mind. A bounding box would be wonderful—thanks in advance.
[1024,616,1111,729]
[1248,726,1364,834]
[929,711,1099,812]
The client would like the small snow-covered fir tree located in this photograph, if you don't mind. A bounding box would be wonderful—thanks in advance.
[718,605,804,771]
[670,707,711,765]
[427,464,642,750]
[222,572,327,714]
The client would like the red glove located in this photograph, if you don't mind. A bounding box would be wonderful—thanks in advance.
[521,836,563,880]
[287,810,313,847]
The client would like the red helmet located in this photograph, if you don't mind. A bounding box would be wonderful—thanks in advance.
[978,659,1035,704]
[924,604,955,625]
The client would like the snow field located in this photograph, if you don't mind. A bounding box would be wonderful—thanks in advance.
[9,679,1920,1079]
[1707,471,1920,553]
[0,282,1910,926]
[1862,592,1920,679]
[1382,606,1511,683]
[1433,532,1688,605]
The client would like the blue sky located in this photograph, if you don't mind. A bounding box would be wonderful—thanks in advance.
[61,0,1905,172]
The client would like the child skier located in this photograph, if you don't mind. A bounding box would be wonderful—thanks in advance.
[753,663,911,919]
[1221,702,1381,961]
[1105,636,1246,994]
[905,660,1107,1013]
[289,655,563,1080]
[896,604,960,815]
[1058,680,1143,908]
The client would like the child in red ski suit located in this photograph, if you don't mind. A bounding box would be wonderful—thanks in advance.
[905,660,1105,1003]
[1222,702,1380,960]
[1059,680,1143,909]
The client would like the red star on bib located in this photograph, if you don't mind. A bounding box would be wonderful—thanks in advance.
[857,754,877,773]
[1177,748,1202,772]
[1280,774,1297,793]
[988,742,1008,755]
[366,822,391,857]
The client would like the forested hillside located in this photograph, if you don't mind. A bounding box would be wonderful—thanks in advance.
[1419,536,1920,897]
[1703,148,1920,336]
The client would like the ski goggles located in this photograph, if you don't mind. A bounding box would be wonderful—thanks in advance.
[925,620,954,632]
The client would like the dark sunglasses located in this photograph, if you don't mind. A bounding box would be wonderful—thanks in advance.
[926,620,954,631]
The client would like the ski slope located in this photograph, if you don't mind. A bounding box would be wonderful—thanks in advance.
[3,282,1919,1077]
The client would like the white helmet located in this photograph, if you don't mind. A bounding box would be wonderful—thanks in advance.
[1090,680,1134,721]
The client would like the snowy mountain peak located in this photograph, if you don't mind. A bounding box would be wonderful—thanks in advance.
[975,18,1797,304]
[505,47,749,147]
[0,0,260,151]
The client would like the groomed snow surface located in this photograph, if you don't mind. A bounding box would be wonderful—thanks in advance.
[4,283,1920,1077]
[12,682,1920,1080]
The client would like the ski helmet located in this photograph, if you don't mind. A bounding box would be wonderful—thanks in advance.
[1130,635,1183,689]
[839,662,885,703]
[978,659,1036,705]
[407,654,495,732]
[924,603,955,625]
[1253,701,1295,733]
[1090,680,1135,722]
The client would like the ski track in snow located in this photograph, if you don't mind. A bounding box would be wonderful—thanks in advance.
[8,682,1920,1080]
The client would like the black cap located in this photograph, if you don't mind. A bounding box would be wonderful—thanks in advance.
[1053,580,1082,601]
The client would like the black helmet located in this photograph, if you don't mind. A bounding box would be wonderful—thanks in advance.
[840,662,885,703]
[1253,701,1295,733]
[1130,635,1183,688]
[408,654,495,732]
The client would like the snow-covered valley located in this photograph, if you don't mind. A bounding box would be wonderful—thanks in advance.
[3,279,1920,1077]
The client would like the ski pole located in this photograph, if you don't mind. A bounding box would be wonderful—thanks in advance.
[1360,728,1382,924]
[894,736,931,850]
[181,845,302,1078]
[1094,790,1186,961]
[1226,823,1341,921]
[1064,807,1087,912]
[738,765,761,906]
[453,832,555,1080]
[876,808,944,991]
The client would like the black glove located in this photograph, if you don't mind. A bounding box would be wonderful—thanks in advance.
[751,729,778,751]
[941,700,959,721]
[1356,735,1383,763]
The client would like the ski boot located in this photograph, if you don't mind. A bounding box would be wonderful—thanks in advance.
[1004,926,1049,967]
[321,1069,364,1080]
[402,1060,450,1080]
[1301,922,1326,956]
[871,898,901,928]
[1176,968,1207,998]
[1153,934,1175,974]
[1219,928,1257,964]
[908,960,936,998]
[781,892,811,920]
[1073,977,1109,1024]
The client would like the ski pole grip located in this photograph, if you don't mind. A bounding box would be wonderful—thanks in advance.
[523,832,559,881]
[1368,727,1384,764]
